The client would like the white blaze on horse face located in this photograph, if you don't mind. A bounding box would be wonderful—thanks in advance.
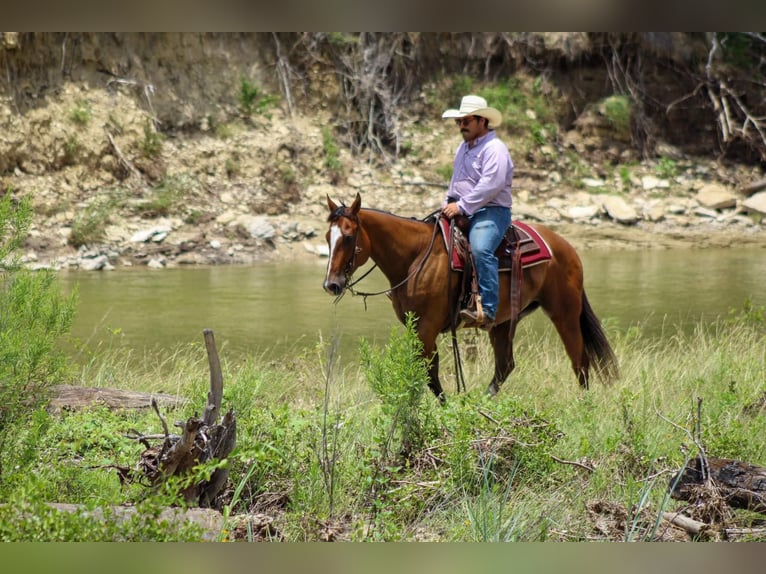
[324,223,344,282]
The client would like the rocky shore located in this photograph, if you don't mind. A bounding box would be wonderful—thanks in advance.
[6,90,766,273]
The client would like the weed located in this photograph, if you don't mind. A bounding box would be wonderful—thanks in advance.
[139,120,164,159]
[239,76,279,117]
[322,127,344,183]
[62,135,81,165]
[360,313,431,459]
[225,156,241,179]
[655,157,678,179]
[134,176,185,218]
[602,94,632,140]
[68,200,112,247]
[69,99,91,126]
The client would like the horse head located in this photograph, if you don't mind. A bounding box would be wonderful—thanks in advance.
[323,193,369,295]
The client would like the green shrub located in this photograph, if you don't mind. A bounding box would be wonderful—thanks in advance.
[602,94,632,138]
[134,176,185,218]
[239,77,279,116]
[139,120,164,159]
[0,195,77,483]
[655,157,678,179]
[322,127,344,183]
[68,99,91,126]
[360,312,432,459]
[68,201,111,247]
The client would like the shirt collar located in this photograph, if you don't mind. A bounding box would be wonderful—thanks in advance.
[465,129,496,149]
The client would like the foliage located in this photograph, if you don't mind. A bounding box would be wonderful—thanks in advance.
[139,120,164,158]
[655,157,678,179]
[0,192,31,269]
[68,99,91,126]
[239,76,279,117]
[134,175,186,218]
[479,76,560,148]
[62,135,81,165]
[360,312,432,459]
[322,127,344,183]
[0,195,77,484]
[3,286,765,540]
[602,94,632,139]
[68,197,113,247]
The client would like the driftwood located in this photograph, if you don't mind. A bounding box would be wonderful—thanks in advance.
[130,329,236,509]
[669,455,766,513]
[742,178,766,197]
[48,385,186,414]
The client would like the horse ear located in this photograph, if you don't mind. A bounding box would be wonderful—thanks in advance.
[327,195,338,212]
[350,192,362,215]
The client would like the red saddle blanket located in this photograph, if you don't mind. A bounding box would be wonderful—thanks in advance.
[439,219,553,272]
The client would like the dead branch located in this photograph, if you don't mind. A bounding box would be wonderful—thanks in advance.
[662,511,707,536]
[127,329,237,509]
[742,178,766,196]
[104,128,143,180]
[202,328,223,427]
[550,455,595,473]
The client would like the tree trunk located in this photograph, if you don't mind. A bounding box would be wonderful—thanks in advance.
[669,455,766,513]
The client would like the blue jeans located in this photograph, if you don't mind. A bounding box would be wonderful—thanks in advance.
[468,206,511,321]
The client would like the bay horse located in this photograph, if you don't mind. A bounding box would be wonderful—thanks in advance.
[323,193,618,402]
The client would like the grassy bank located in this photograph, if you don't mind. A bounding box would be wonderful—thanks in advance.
[0,301,764,542]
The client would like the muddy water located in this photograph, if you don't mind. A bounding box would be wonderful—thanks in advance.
[58,248,766,368]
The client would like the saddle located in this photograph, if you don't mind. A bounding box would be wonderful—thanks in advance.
[440,217,552,273]
[438,216,553,328]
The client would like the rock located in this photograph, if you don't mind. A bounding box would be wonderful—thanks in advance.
[644,205,666,222]
[693,206,720,218]
[564,205,601,220]
[641,176,670,190]
[581,178,605,188]
[742,191,766,216]
[80,255,114,271]
[696,183,738,210]
[601,195,639,224]
[130,226,172,243]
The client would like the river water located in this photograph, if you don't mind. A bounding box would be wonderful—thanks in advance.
[58,247,766,367]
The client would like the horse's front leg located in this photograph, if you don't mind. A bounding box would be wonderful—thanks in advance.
[486,320,515,396]
[426,349,446,404]
[417,326,445,404]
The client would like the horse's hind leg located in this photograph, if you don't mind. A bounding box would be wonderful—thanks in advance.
[549,309,590,389]
[486,320,515,396]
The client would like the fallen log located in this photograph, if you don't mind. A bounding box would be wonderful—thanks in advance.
[669,455,766,513]
[48,385,186,414]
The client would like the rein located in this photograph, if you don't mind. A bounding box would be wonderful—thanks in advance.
[342,213,441,302]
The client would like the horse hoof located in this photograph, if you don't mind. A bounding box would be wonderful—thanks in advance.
[485,383,499,397]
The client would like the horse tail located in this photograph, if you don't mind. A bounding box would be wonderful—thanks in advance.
[580,291,619,383]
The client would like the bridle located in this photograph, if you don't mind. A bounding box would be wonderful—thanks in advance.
[330,208,441,305]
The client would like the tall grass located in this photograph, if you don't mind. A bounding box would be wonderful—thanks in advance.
[1,301,763,541]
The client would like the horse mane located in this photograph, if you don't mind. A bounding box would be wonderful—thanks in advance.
[328,204,435,226]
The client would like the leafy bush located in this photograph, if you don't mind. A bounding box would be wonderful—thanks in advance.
[360,312,432,459]
[322,127,344,183]
[139,120,164,158]
[602,94,632,138]
[239,76,279,116]
[67,201,111,247]
[0,194,77,482]
[68,99,91,126]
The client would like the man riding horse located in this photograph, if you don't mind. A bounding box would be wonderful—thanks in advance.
[440,95,514,331]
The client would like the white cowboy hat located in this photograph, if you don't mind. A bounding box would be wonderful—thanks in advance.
[442,94,503,129]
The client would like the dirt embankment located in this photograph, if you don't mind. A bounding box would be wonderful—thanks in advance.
[1,33,764,270]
